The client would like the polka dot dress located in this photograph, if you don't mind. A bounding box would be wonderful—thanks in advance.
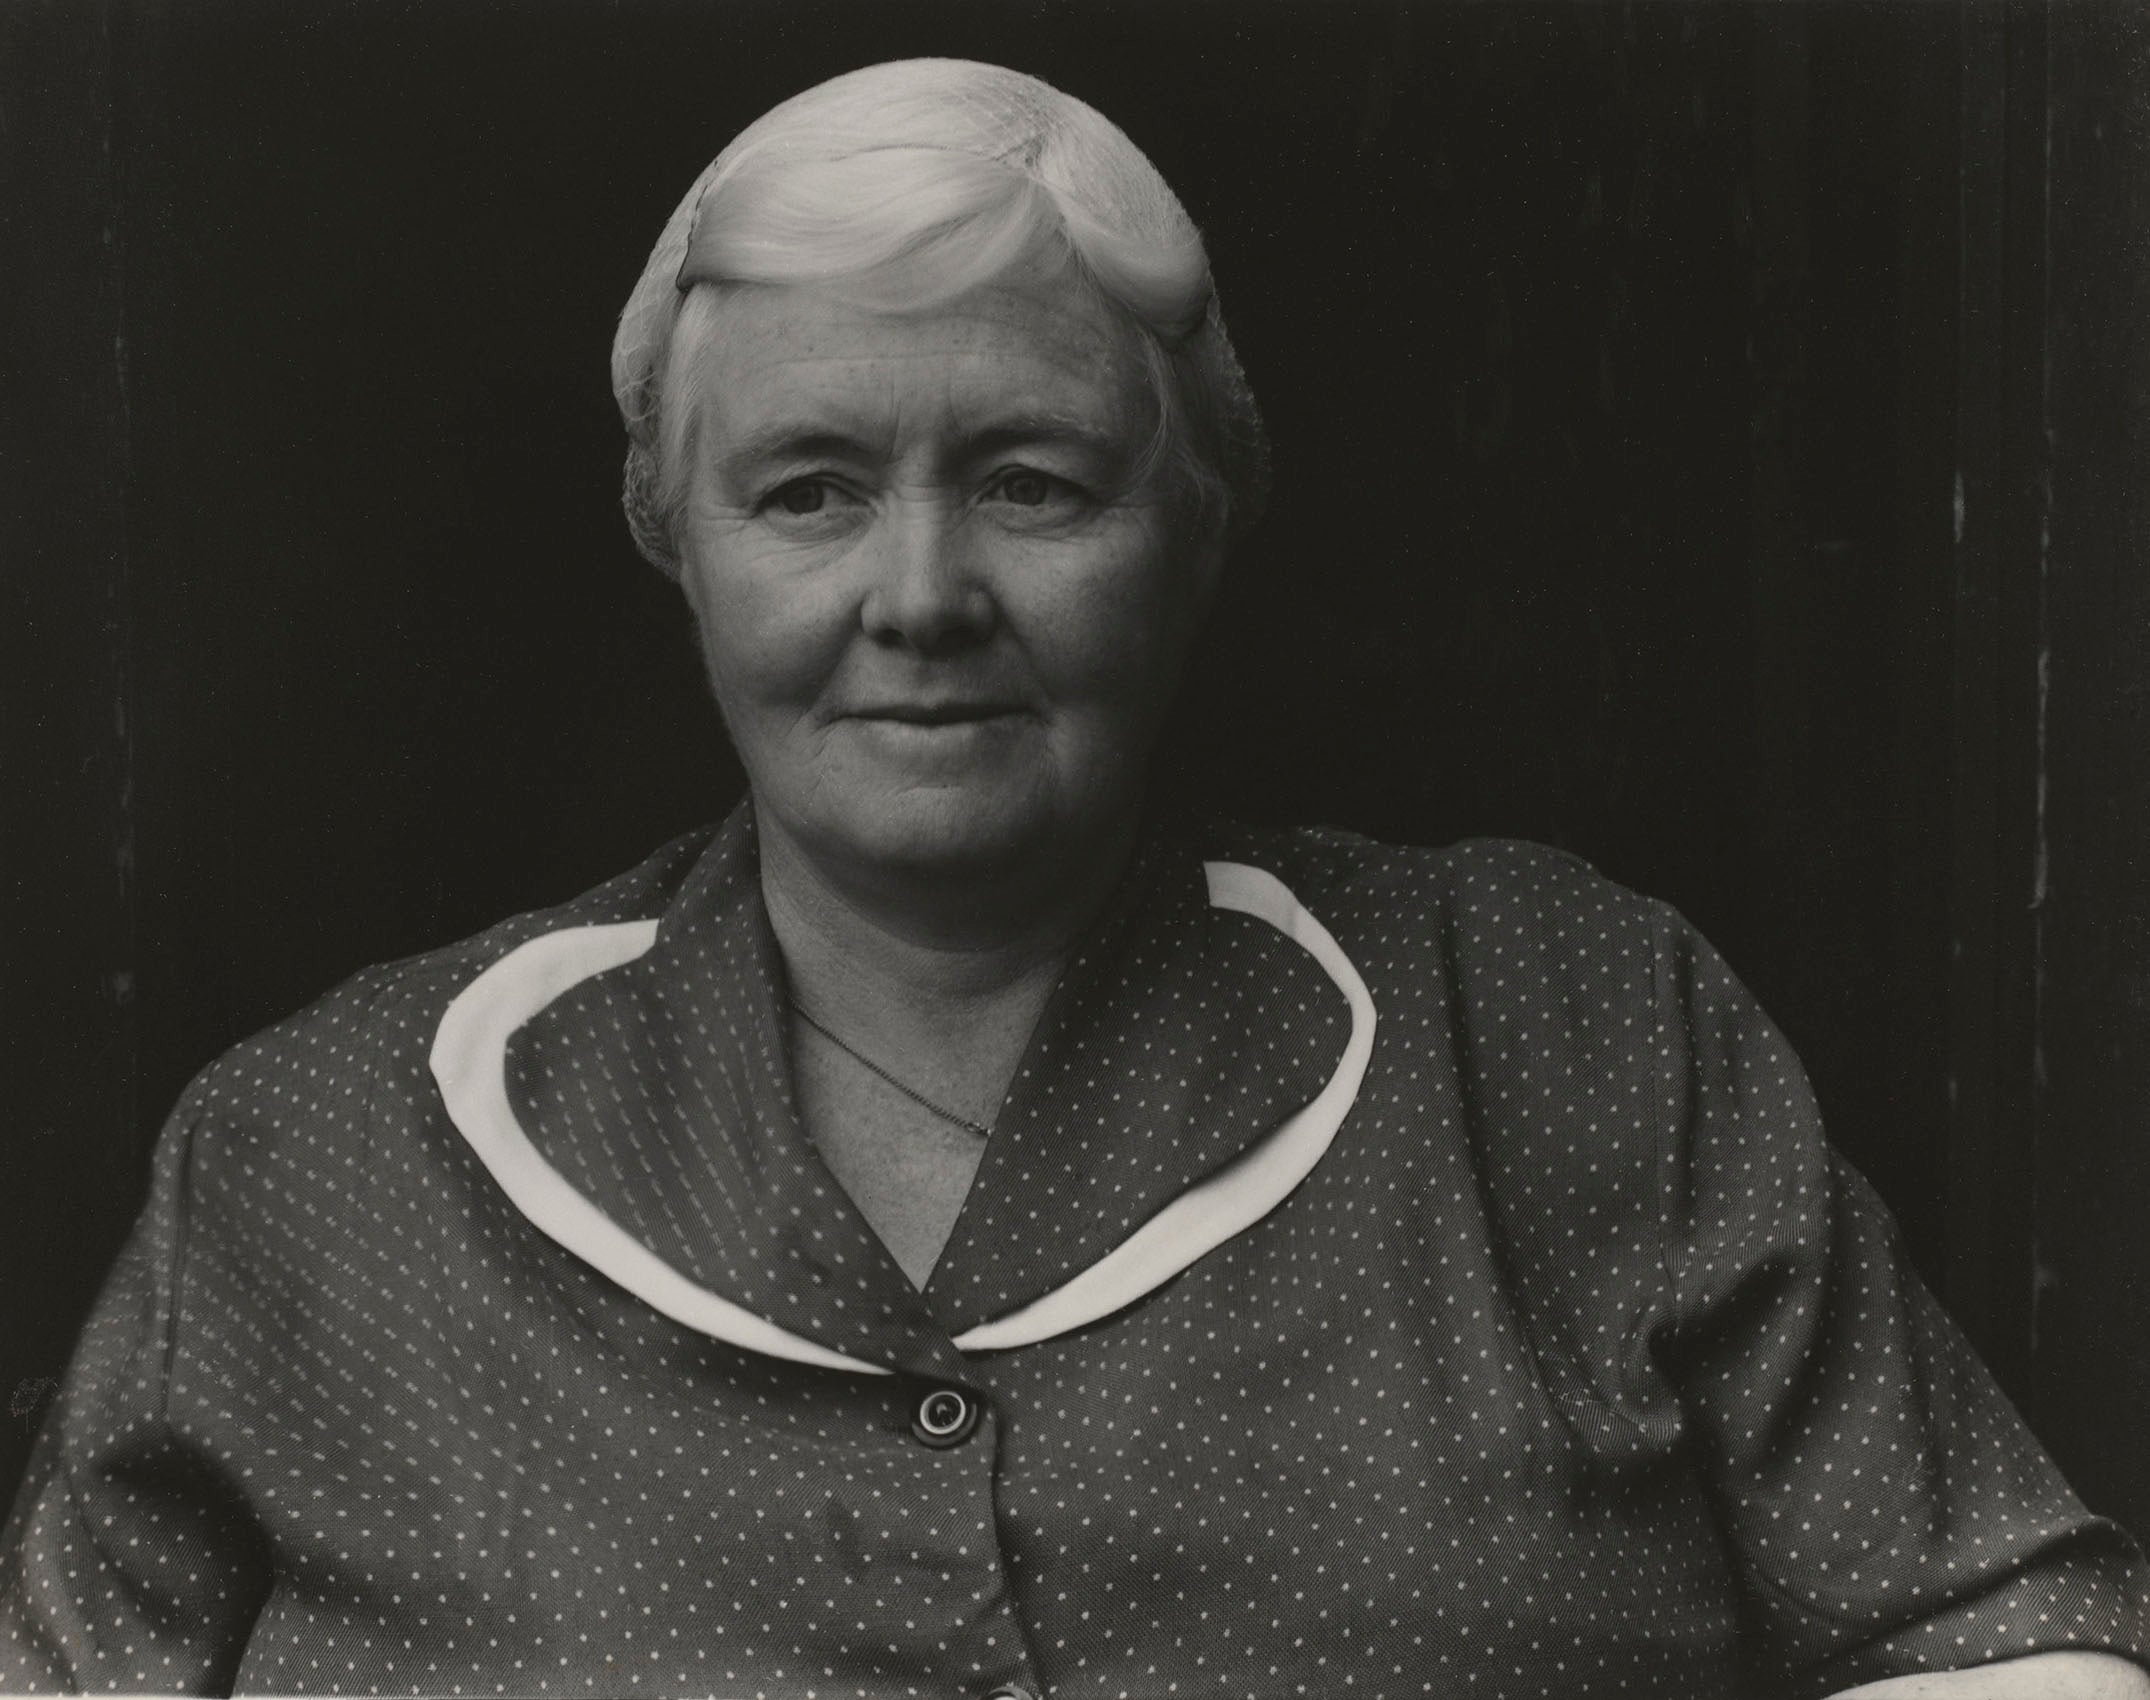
[3,807,2145,1697]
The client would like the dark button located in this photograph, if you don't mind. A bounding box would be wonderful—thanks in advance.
[909,1385,979,1448]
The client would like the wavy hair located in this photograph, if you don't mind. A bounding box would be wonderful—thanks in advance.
[609,58,1268,577]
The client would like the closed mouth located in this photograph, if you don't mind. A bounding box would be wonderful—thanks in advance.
[850,705,1026,726]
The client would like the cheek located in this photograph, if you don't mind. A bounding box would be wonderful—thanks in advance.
[683,545,849,722]
[1030,544,1201,718]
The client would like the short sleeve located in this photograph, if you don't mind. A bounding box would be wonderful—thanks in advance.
[1650,913,2150,1696]
[0,1074,270,1695]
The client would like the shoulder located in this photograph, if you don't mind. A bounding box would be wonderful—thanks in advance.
[1193,824,1799,1330]
[1191,820,1741,1157]
[172,825,718,1166]
[1205,816,1646,904]
[1199,818,1685,986]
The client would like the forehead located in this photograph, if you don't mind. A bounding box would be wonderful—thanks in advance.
[690,266,1153,456]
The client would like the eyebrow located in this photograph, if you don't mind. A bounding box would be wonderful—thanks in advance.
[712,412,1133,483]
[958,414,1129,462]
[714,426,877,481]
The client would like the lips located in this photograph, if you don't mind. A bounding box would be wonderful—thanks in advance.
[847,703,1025,725]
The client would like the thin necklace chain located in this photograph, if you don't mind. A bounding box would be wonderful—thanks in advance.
[788,999,994,1140]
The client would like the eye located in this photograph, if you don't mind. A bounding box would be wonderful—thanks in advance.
[994,468,1056,507]
[755,476,866,535]
[769,478,833,516]
[984,467,1092,517]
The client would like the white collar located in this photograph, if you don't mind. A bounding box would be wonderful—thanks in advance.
[429,859,1374,1376]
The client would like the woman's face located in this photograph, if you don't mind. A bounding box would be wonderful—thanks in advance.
[675,262,1213,899]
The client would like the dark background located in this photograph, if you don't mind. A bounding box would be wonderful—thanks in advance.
[6,0,2148,1539]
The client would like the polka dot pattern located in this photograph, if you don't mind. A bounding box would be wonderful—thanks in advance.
[3,809,2144,1697]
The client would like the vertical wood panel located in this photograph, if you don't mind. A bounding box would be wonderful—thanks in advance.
[2034,0,2150,1531]
[1745,3,1966,1292]
[1943,0,2047,1399]
[0,0,139,1501]
[1883,1,1968,1361]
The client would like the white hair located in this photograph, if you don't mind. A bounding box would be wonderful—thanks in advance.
[609,58,1269,576]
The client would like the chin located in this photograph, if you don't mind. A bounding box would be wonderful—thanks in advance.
[806,770,1136,888]
[835,796,1052,880]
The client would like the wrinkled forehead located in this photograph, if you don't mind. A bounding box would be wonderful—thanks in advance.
[688,266,1158,467]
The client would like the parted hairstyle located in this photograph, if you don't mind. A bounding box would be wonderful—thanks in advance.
[609,58,1270,578]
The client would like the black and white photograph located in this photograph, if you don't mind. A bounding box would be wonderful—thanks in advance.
[4,3,2148,1695]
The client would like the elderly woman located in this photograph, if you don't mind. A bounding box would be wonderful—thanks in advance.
[3,58,2145,1700]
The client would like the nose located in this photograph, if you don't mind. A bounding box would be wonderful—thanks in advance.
[858,499,994,656]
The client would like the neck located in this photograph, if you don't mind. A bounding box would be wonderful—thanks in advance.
[757,809,1141,1049]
